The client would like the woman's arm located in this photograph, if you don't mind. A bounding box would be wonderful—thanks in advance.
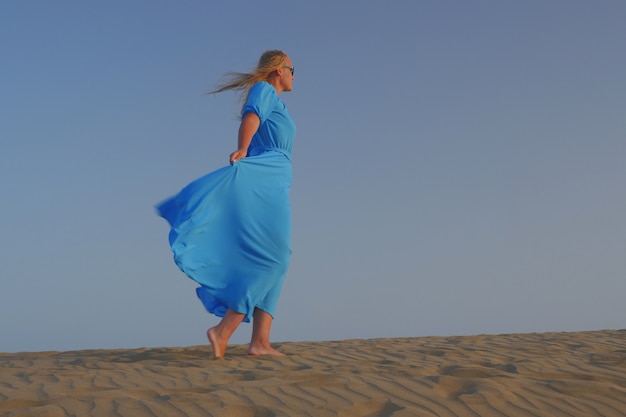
[229,112,261,164]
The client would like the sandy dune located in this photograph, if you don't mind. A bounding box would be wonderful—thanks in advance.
[1,329,625,416]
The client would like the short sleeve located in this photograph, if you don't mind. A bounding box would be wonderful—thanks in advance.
[242,82,279,123]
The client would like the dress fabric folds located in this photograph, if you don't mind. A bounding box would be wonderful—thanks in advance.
[156,82,296,322]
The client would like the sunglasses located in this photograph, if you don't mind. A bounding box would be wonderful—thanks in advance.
[282,65,295,76]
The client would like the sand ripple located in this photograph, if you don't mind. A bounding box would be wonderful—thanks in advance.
[1,330,625,416]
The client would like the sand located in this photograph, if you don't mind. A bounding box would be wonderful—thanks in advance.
[1,329,625,417]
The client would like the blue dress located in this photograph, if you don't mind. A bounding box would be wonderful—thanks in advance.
[156,82,296,323]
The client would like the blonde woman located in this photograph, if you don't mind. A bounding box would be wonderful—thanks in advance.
[157,50,296,359]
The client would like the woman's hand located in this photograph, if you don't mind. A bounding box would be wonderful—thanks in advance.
[229,148,248,165]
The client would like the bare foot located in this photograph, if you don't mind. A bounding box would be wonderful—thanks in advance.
[207,327,227,359]
[247,343,286,357]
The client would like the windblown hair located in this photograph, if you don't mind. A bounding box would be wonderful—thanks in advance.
[210,50,288,115]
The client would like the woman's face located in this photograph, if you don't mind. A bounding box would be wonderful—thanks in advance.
[279,56,294,92]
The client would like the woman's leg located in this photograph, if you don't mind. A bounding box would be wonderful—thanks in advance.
[248,308,285,356]
[207,308,245,359]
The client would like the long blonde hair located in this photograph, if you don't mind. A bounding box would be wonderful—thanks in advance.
[210,50,288,114]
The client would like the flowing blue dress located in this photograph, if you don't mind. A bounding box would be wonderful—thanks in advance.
[156,82,296,323]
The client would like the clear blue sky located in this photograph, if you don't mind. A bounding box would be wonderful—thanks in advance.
[1,1,625,352]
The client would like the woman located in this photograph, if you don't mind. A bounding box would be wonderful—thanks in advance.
[156,50,296,359]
